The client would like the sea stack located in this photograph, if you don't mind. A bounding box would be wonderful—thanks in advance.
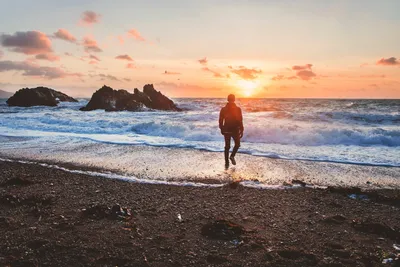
[80,84,181,112]
[6,87,77,107]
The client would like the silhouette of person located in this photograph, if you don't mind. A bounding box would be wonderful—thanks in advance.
[219,94,244,168]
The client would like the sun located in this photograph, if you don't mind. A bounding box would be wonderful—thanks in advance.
[237,80,259,97]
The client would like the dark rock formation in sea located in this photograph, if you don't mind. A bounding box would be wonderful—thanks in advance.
[80,84,181,111]
[6,87,78,107]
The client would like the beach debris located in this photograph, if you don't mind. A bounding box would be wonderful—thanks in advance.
[82,203,131,220]
[394,244,400,251]
[201,220,244,241]
[177,213,183,222]
[348,194,369,200]
[382,258,393,264]
[231,239,244,247]
[292,179,307,187]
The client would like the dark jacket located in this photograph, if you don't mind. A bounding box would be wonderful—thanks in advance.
[219,103,244,134]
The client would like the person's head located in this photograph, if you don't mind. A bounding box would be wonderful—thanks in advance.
[227,94,235,103]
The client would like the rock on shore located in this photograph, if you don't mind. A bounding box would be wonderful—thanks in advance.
[80,84,181,111]
[6,87,77,107]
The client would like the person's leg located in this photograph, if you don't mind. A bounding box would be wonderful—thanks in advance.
[231,134,240,159]
[224,134,231,166]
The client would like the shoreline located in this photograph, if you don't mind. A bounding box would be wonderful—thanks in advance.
[1,136,400,189]
[1,160,400,266]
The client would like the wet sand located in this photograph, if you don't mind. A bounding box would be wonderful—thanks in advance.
[1,160,399,266]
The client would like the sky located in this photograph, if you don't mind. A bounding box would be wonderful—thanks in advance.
[0,0,399,98]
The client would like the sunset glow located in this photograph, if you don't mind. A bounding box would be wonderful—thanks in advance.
[0,1,399,98]
[237,80,260,97]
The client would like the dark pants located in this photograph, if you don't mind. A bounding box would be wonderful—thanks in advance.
[224,133,240,163]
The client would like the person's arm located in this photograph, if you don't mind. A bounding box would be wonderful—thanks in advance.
[239,108,244,138]
[219,108,224,134]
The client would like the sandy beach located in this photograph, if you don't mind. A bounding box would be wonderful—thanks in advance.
[1,160,399,266]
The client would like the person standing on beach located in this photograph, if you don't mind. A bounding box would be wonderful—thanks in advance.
[219,94,244,168]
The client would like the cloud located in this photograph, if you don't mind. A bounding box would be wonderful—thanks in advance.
[82,36,102,53]
[376,57,399,66]
[127,29,145,42]
[272,64,317,81]
[0,31,52,55]
[35,53,60,62]
[98,74,120,81]
[64,52,73,57]
[202,67,223,78]
[53,29,77,43]
[126,63,135,69]
[115,54,133,61]
[123,78,131,82]
[89,61,98,65]
[80,11,101,25]
[296,70,316,80]
[271,75,298,81]
[163,70,181,75]
[89,54,101,61]
[198,57,208,65]
[0,50,3,59]
[271,75,285,81]
[0,60,82,79]
[230,66,262,80]
[292,64,313,71]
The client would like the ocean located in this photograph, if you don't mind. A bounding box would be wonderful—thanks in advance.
[1,98,399,167]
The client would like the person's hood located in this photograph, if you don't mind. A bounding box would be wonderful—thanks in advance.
[225,102,237,108]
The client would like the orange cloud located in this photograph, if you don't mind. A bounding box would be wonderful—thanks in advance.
[272,64,317,81]
[80,11,101,25]
[53,29,77,43]
[127,29,145,42]
[163,70,180,75]
[0,31,52,55]
[126,63,135,69]
[296,70,316,80]
[35,53,60,62]
[82,36,102,53]
[115,54,133,61]
[271,75,298,81]
[231,66,262,80]
[292,64,313,71]
[198,57,208,65]
[202,67,223,78]
[376,57,399,66]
